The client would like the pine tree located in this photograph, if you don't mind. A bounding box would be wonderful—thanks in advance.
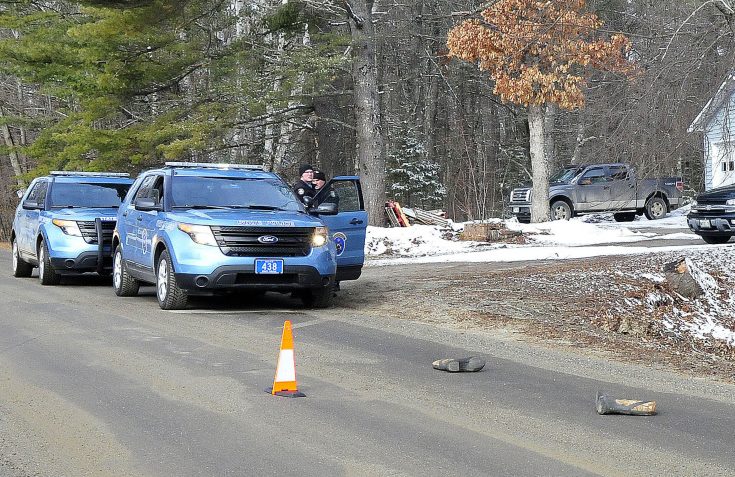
[0,0,346,173]
[386,125,445,210]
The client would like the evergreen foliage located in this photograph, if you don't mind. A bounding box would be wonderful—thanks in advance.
[386,125,445,210]
[0,0,346,174]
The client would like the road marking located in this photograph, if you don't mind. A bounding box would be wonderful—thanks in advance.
[290,318,324,330]
[167,309,304,315]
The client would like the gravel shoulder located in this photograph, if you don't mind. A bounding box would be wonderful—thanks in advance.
[345,250,735,384]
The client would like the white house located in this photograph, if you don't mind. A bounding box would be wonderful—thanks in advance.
[689,73,735,190]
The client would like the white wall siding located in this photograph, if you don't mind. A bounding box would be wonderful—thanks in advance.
[704,93,735,190]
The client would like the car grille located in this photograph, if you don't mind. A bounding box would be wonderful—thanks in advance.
[511,189,531,203]
[210,226,313,257]
[77,220,116,245]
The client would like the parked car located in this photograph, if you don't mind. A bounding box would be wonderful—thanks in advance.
[509,163,684,222]
[112,162,367,310]
[11,171,134,284]
[687,185,735,244]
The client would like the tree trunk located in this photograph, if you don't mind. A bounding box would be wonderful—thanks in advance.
[528,104,550,223]
[0,107,26,188]
[345,0,385,226]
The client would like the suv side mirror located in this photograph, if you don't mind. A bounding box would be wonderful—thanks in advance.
[311,202,338,215]
[135,197,162,211]
[302,196,314,207]
[22,200,40,210]
[16,190,25,199]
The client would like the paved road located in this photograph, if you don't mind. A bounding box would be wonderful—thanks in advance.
[1,250,734,476]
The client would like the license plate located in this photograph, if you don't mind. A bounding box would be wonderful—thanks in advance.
[700,219,711,228]
[255,259,283,274]
[513,207,520,213]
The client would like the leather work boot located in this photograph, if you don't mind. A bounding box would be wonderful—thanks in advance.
[432,357,485,373]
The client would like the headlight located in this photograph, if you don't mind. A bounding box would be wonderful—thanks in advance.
[311,226,328,247]
[52,219,82,236]
[726,199,735,206]
[178,223,217,246]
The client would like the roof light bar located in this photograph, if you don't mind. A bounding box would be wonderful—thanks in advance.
[50,171,130,177]
[165,162,264,171]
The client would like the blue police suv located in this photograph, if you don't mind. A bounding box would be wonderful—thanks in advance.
[112,162,367,310]
[12,171,134,284]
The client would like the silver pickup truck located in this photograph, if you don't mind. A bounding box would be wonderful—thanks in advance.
[509,163,684,223]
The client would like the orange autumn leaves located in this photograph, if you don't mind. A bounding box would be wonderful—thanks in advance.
[447,0,635,110]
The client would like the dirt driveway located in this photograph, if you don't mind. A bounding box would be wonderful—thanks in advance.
[342,251,735,383]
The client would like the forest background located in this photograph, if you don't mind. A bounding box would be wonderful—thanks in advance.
[0,0,733,235]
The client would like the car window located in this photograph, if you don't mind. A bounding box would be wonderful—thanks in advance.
[49,182,130,208]
[608,166,629,181]
[25,180,45,205]
[170,176,303,211]
[147,175,164,204]
[327,180,363,212]
[580,168,608,184]
[132,176,156,203]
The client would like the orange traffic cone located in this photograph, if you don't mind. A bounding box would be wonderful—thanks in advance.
[267,320,306,398]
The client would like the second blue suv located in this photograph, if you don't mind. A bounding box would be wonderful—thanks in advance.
[12,172,134,284]
[112,162,367,309]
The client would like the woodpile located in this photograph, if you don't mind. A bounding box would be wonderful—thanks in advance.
[460,222,525,244]
[385,200,449,227]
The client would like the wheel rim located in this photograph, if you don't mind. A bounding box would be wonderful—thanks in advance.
[157,258,168,301]
[552,205,568,220]
[651,201,665,218]
[38,246,44,278]
[12,241,18,272]
[113,251,122,290]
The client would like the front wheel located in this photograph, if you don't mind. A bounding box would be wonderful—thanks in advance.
[644,197,667,220]
[12,238,33,278]
[550,200,573,221]
[38,240,60,286]
[701,235,732,245]
[113,246,140,297]
[301,283,334,309]
[156,250,188,310]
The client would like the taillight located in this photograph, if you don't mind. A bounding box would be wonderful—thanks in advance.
[676,181,684,192]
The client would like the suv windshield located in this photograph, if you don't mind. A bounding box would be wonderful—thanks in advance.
[170,176,303,212]
[549,166,584,184]
[49,182,131,208]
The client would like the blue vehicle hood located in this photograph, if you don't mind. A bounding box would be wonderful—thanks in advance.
[50,207,120,221]
[165,209,324,228]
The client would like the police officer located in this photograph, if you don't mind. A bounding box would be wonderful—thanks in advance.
[313,170,339,207]
[293,164,316,204]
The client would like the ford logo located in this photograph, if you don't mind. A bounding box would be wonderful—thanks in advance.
[257,235,279,244]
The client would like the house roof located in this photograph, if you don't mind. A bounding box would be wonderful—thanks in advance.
[689,73,735,132]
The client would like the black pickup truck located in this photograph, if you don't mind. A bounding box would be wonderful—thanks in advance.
[687,185,735,244]
[509,163,684,222]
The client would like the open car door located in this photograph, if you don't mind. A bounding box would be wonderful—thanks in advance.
[314,176,367,281]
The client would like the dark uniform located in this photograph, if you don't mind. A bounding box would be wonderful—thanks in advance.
[293,179,316,203]
[313,170,339,207]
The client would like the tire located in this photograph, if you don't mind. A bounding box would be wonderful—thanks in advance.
[113,246,139,297]
[301,283,334,309]
[613,212,636,222]
[550,200,573,221]
[644,196,667,220]
[156,250,188,310]
[37,240,60,286]
[12,238,33,278]
[701,235,732,245]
